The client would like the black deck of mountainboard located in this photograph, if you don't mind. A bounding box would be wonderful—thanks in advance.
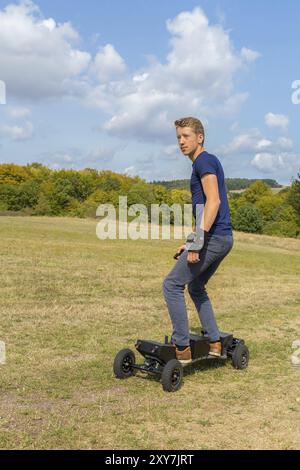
[135,331,235,368]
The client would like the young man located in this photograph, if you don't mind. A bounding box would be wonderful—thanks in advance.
[163,117,233,363]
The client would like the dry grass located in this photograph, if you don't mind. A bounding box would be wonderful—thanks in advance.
[229,187,287,195]
[0,216,300,449]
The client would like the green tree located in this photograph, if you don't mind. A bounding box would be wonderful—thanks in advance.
[170,189,191,205]
[34,181,60,215]
[0,163,31,185]
[74,189,119,218]
[255,194,283,224]
[287,171,300,224]
[241,180,272,205]
[0,185,19,210]
[228,192,244,227]
[264,204,300,238]
[235,204,263,233]
[0,181,40,211]
[127,181,156,206]
[152,184,171,205]
[26,162,51,182]
[52,170,95,202]
[264,221,299,238]
[33,192,55,216]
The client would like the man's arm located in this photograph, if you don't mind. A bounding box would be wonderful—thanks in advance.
[188,173,220,264]
[200,173,221,231]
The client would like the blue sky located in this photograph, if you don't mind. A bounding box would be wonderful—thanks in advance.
[0,0,299,184]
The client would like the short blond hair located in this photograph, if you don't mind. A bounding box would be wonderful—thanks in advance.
[174,117,205,143]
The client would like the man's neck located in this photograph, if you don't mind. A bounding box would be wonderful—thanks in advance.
[189,146,205,162]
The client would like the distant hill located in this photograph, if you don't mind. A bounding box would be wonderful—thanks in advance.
[151,178,282,191]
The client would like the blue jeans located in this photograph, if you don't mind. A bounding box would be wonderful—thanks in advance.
[163,234,234,346]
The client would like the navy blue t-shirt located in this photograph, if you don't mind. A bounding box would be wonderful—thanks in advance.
[190,151,232,236]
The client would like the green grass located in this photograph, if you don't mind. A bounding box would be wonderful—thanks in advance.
[0,216,300,449]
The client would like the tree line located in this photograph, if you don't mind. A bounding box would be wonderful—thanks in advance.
[152,178,282,191]
[0,163,299,238]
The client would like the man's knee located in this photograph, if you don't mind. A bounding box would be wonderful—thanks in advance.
[163,277,173,297]
[162,276,168,296]
[163,276,183,297]
[188,282,207,299]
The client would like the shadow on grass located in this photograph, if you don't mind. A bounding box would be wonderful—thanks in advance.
[183,357,228,375]
[131,357,229,389]
[134,372,160,384]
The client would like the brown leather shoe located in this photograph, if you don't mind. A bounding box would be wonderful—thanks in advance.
[175,346,192,364]
[209,341,222,357]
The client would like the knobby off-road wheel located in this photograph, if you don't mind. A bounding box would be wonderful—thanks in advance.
[113,349,136,378]
[232,343,249,369]
[161,359,183,392]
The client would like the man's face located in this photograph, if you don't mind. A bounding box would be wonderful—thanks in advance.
[176,126,203,156]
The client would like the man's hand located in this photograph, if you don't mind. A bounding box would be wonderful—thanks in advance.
[187,251,200,264]
[173,244,186,260]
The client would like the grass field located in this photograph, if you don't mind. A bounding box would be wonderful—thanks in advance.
[0,216,300,450]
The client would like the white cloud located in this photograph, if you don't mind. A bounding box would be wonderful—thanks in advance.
[165,8,240,96]
[40,152,76,169]
[57,153,73,163]
[37,146,122,171]
[0,0,131,107]
[277,136,293,150]
[265,112,289,131]
[255,138,273,150]
[219,126,297,179]
[219,128,261,154]
[251,152,300,175]
[219,129,294,156]
[241,47,262,62]
[229,121,239,132]
[133,73,149,83]
[101,7,256,141]
[0,120,33,141]
[91,44,126,83]
[86,147,117,163]
[124,166,136,176]
[162,144,181,160]
[8,107,31,119]
[0,3,260,145]
[163,145,179,156]
[0,0,91,100]
[251,153,285,173]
